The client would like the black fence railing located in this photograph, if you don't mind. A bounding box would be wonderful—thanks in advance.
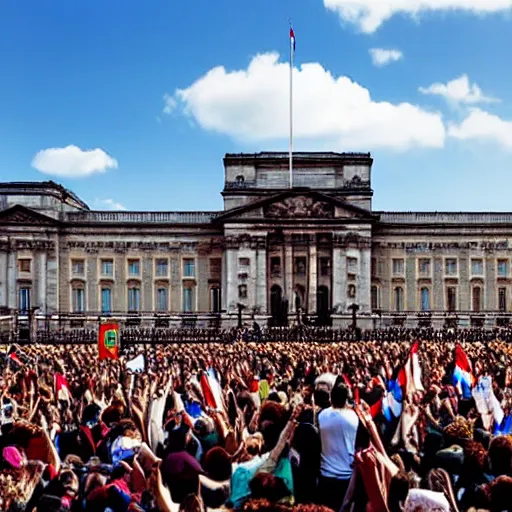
[3,325,512,346]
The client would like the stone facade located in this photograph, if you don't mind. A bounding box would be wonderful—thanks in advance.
[2,153,512,329]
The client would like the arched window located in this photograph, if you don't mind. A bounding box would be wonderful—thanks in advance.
[472,286,482,312]
[71,284,86,313]
[394,287,404,312]
[127,284,141,312]
[420,287,430,311]
[235,175,245,184]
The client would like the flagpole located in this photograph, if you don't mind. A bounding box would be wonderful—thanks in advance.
[289,24,293,189]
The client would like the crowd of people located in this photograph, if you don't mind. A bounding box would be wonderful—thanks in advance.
[1,330,512,511]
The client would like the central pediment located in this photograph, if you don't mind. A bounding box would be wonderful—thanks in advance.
[215,189,377,223]
[264,195,334,219]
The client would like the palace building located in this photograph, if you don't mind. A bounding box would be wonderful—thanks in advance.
[1,151,511,329]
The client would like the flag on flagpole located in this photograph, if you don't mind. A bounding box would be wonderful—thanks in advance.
[98,323,120,361]
[290,26,296,52]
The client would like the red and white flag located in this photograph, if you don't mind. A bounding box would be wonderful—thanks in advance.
[399,341,424,396]
[290,26,296,52]
[55,373,71,402]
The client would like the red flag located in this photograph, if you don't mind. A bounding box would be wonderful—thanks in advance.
[9,352,23,366]
[98,323,120,361]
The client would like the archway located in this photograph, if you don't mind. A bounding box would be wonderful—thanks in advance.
[317,285,331,326]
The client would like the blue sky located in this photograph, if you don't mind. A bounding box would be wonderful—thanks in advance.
[1,0,512,212]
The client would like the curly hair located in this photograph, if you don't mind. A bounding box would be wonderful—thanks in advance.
[0,461,44,510]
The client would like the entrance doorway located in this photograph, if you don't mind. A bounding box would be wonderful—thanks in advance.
[270,285,287,326]
[317,285,331,326]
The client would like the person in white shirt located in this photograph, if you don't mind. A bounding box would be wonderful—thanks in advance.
[317,383,359,511]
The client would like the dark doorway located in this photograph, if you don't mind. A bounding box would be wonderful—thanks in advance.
[317,285,331,326]
[270,285,287,326]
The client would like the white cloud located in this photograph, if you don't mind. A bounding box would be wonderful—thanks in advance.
[32,145,118,178]
[369,48,403,67]
[165,52,445,151]
[448,108,512,149]
[163,93,177,114]
[324,0,512,33]
[419,74,498,104]
[93,198,127,211]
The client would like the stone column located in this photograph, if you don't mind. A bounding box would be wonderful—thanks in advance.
[225,247,238,312]
[38,251,47,313]
[256,237,267,313]
[308,243,317,314]
[332,242,344,314]
[284,241,294,313]
[359,245,371,313]
[7,250,16,309]
[221,252,227,311]
[0,251,7,307]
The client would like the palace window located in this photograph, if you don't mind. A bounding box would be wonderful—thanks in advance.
[101,287,112,314]
[472,286,482,312]
[183,286,195,312]
[471,259,484,276]
[156,287,168,311]
[294,257,306,276]
[319,257,331,277]
[498,259,509,278]
[499,287,507,312]
[371,285,380,310]
[128,259,140,277]
[270,257,281,277]
[420,287,430,311]
[210,287,221,313]
[72,287,85,313]
[392,258,404,276]
[394,287,404,312]
[419,258,431,277]
[18,287,31,313]
[447,287,457,312]
[101,259,114,277]
[18,259,31,273]
[155,258,169,277]
[238,284,248,300]
[348,284,356,299]
[445,258,457,276]
[71,259,85,276]
[183,258,195,278]
[128,286,141,312]
[347,257,358,274]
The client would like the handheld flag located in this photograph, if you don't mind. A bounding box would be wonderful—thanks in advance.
[404,341,424,395]
[55,373,71,402]
[126,354,145,373]
[98,323,120,361]
[453,344,475,398]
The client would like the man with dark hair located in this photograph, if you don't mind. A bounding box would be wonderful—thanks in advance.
[317,383,359,511]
